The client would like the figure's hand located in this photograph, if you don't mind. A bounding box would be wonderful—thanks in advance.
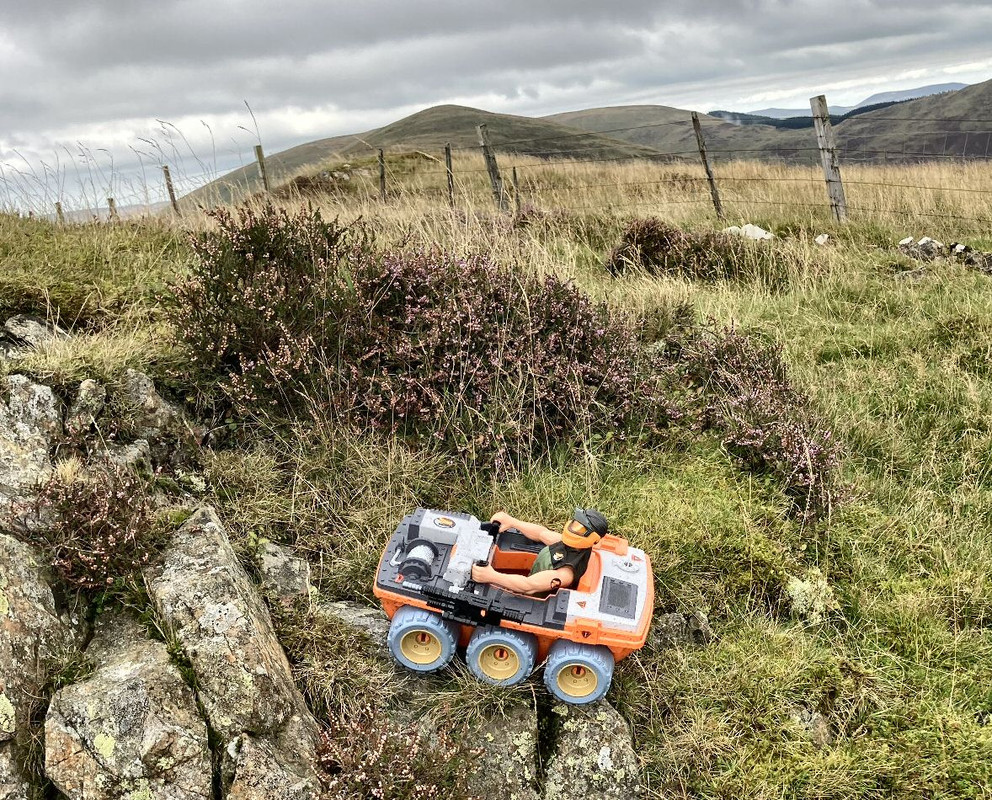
[490,511,513,531]
[472,563,498,584]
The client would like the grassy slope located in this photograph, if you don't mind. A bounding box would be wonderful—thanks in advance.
[4,156,991,798]
[185,105,662,206]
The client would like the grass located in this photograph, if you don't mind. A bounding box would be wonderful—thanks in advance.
[3,153,992,798]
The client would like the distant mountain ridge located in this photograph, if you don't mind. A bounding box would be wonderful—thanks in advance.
[741,82,968,119]
[186,79,991,204]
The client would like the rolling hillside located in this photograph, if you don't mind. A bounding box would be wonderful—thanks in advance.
[185,105,663,206]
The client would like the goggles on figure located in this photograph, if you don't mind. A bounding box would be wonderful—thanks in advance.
[561,515,601,549]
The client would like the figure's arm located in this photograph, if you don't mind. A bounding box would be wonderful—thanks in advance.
[490,511,561,546]
[471,564,574,595]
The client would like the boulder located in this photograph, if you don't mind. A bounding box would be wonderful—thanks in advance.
[0,375,61,531]
[542,701,641,800]
[65,379,107,437]
[2,316,67,352]
[122,370,179,441]
[44,613,212,800]
[465,702,540,800]
[316,601,390,658]
[144,506,320,798]
[722,224,774,241]
[0,534,67,799]
[258,542,312,604]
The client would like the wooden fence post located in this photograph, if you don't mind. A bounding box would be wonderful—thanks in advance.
[512,166,521,214]
[254,144,270,193]
[162,165,181,216]
[477,124,506,211]
[55,201,65,225]
[378,149,386,201]
[809,95,847,222]
[107,197,118,222]
[691,112,724,220]
[444,143,454,208]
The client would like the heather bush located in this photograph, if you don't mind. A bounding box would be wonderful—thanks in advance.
[678,326,841,521]
[26,464,160,592]
[316,708,478,800]
[605,217,781,284]
[172,204,674,468]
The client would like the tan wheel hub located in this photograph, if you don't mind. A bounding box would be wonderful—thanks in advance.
[556,663,598,698]
[477,643,520,681]
[400,629,442,665]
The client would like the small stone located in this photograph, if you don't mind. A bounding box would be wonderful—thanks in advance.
[898,236,915,246]
[122,369,179,439]
[814,233,830,246]
[94,438,152,475]
[790,707,832,748]
[722,223,774,241]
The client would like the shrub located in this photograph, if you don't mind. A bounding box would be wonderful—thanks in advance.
[316,708,479,800]
[605,218,766,282]
[678,326,842,521]
[26,464,160,592]
[171,204,675,468]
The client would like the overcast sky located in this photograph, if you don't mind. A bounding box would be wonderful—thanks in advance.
[3,0,992,211]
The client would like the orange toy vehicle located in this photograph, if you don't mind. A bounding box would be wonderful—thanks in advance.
[373,508,653,704]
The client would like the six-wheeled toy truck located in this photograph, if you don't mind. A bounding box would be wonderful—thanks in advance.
[373,508,653,704]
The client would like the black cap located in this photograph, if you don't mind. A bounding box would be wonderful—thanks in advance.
[573,507,609,537]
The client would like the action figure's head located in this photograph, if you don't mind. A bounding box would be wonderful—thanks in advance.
[561,508,609,549]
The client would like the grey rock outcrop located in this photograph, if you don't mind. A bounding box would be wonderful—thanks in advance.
[542,702,641,800]
[258,542,312,604]
[466,702,540,800]
[144,506,320,799]
[65,379,107,438]
[1,316,67,356]
[44,613,212,800]
[122,370,179,441]
[0,376,60,524]
[0,534,67,800]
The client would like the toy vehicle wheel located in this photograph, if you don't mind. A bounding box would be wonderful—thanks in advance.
[544,640,614,705]
[387,606,459,673]
[466,627,537,687]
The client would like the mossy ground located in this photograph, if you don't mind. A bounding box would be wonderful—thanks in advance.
[4,156,991,798]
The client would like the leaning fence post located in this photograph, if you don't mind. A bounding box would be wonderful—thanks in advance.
[691,112,724,220]
[477,124,506,211]
[162,165,181,216]
[254,144,270,193]
[55,201,65,225]
[810,95,847,222]
[378,149,386,202]
[444,143,455,208]
[512,166,522,214]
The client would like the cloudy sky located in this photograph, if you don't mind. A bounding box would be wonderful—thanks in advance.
[3,0,992,211]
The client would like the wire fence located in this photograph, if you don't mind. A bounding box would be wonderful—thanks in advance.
[4,103,992,232]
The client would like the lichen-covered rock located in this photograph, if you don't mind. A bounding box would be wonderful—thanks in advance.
[465,702,540,800]
[65,379,107,437]
[258,542,312,604]
[44,613,212,800]
[651,609,715,649]
[0,376,60,524]
[0,533,66,799]
[542,702,641,800]
[95,438,153,476]
[3,316,67,350]
[144,506,319,797]
[122,370,179,440]
[316,601,391,658]
[222,729,321,800]
[789,706,832,748]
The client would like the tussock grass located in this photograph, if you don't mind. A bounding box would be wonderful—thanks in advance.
[5,153,992,798]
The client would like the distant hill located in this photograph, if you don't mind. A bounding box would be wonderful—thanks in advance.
[184,78,992,204]
[744,82,968,119]
[186,105,662,206]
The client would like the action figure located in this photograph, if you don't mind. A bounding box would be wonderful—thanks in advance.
[471,507,609,596]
